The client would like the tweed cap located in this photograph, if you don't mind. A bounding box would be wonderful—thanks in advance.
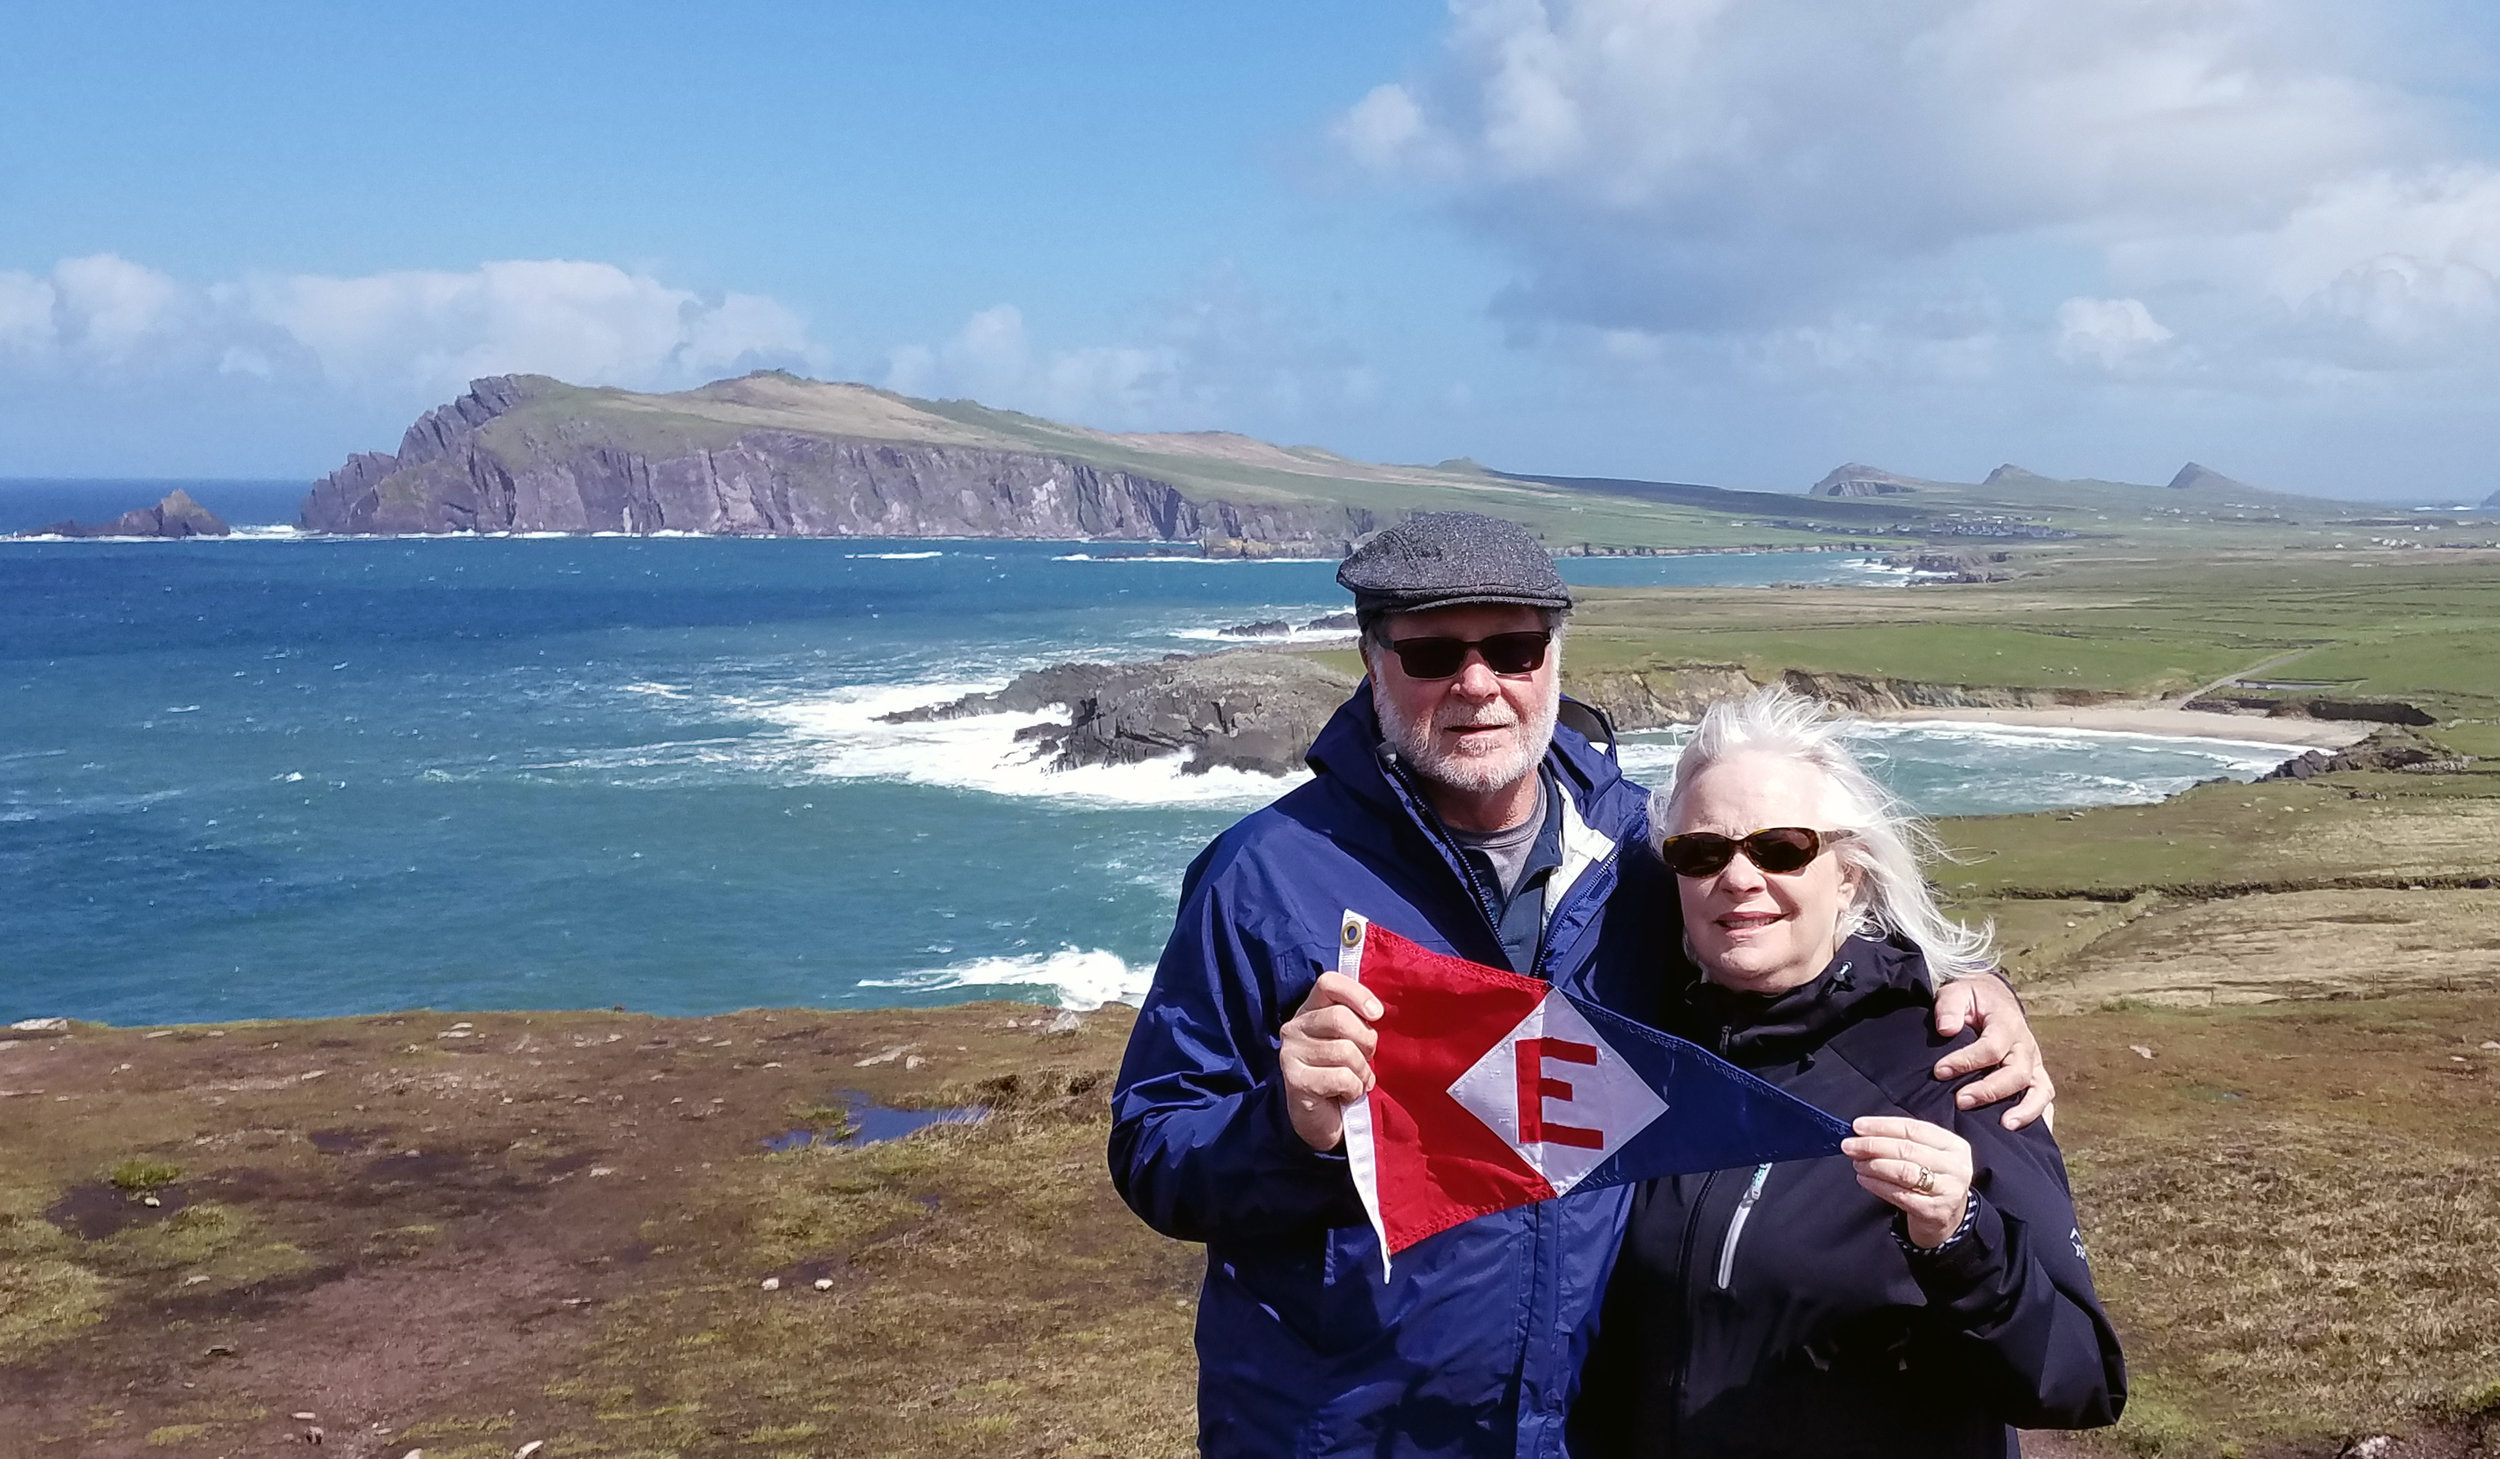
[1336,511,1573,620]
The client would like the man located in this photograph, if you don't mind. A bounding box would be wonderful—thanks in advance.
[1109,511,2050,1459]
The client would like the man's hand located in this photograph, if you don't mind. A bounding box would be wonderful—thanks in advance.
[1933,975,2056,1131]
[1279,972,1384,1152]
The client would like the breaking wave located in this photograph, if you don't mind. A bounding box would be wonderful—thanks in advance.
[858,946,1154,1010]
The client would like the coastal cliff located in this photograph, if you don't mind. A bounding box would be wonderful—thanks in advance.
[300,374,1377,549]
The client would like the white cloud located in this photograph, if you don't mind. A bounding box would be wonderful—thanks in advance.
[51,254,187,360]
[0,255,824,394]
[240,259,817,390]
[882,274,1377,432]
[0,271,55,354]
[1344,0,2500,381]
[2055,297,2174,370]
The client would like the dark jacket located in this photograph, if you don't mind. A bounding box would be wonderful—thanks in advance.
[1109,687,1668,1459]
[1571,936,2126,1459]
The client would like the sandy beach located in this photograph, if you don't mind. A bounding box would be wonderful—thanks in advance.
[1869,703,2374,748]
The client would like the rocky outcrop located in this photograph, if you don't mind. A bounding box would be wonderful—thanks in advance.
[882,652,1358,776]
[2261,728,2470,781]
[1885,549,2014,582]
[2183,694,2436,726]
[1811,463,1923,497]
[300,375,1376,551]
[26,489,229,539]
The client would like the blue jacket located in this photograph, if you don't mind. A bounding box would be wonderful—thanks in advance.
[1571,936,2126,1458]
[1110,687,1667,1459]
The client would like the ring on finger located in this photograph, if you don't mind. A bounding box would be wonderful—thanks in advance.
[1910,1164,1936,1195]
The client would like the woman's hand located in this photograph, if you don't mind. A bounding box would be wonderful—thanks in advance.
[1844,1115,1974,1249]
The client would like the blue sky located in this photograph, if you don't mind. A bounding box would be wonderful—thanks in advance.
[7,1,2500,500]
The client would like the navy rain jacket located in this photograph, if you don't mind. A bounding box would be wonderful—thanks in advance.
[1571,935,2127,1459]
[1109,686,1669,1459]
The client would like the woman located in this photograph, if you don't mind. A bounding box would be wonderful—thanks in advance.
[1571,687,2125,1458]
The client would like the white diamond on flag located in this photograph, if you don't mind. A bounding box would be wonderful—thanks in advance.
[1445,993,1670,1196]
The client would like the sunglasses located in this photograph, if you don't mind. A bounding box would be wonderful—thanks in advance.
[1386,631,1552,680]
[1657,827,1840,878]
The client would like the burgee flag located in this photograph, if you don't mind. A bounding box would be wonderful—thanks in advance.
[1336,911,1852,1274]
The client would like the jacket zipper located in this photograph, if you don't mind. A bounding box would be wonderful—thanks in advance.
[1715,1163,1773,1290]
[1665,1168,1719,1457]
[1380,756,1519,966]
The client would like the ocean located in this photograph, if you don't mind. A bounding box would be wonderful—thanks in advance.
[0,484,2314,1027]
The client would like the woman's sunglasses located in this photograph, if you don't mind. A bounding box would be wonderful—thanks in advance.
[1386,631,1552,680]
[1657,826,1839,878]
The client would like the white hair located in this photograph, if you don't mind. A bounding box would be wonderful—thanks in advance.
[1652,685,1997,981]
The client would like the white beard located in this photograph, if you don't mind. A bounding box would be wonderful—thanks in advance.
[1374,672,1561,797]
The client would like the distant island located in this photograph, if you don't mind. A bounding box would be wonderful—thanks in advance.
[13,489,229,540]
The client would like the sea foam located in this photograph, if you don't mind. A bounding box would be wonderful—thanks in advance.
[740,682,1309,810]
[859,946,1154,1010]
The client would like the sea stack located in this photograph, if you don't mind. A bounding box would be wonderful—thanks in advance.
[26,489,230,539]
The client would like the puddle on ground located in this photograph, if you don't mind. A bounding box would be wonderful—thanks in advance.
[762,1090,986,1153]
[45,1181,191,1240]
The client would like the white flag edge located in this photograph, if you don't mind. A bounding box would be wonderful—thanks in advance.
[1334,910,1394,1281]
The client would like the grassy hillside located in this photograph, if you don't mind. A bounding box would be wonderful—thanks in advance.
[442,371,2474,555]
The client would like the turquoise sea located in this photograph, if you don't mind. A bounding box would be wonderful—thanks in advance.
[0,483,2315,1027]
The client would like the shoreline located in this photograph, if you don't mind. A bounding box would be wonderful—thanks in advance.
[1866,702,2372,748]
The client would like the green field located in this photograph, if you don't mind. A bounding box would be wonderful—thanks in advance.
[1549,553,2500,716]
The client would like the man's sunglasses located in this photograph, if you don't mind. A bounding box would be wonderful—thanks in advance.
[1657,826,1840,878]
[1386,631,1552,680]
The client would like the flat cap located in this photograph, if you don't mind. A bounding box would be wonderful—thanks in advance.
[1336,510,1573,619]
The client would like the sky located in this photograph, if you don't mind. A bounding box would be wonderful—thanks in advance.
[7,1,2500,501]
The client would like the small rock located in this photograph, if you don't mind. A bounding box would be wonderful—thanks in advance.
[142,1195,163,1208]
[183,1274,210,1286]
[854,1043,914,1067]
[2343,1438,2396,1459]
[760,1276,781,1291]
[450,1022,473,1031]
[1045,1010,1084,1035]
[205,1343,236,1358]
[305,1428,325,1445]
[587,1165,616,1178]
[904,1054,925,1071]
[7,1017,68,1036]
[292,1411,317,1421]
[814,1277,834,1291]
[2482,1041,2499,1051]
[2129,1045,2155,1060]
[516,1444,546,1459]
